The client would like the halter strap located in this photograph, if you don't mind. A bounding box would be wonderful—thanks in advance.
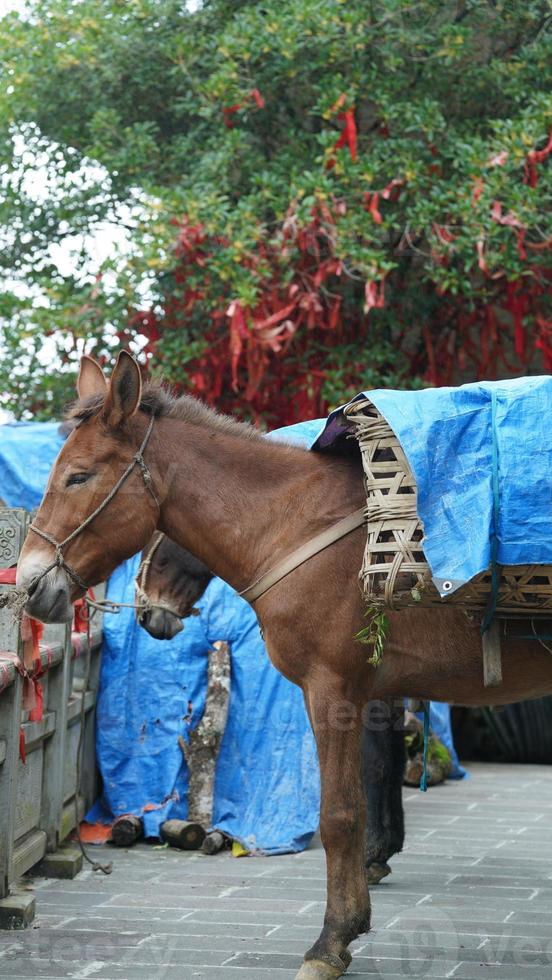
[134,531,194,621]
[136,530,165,590]
[239,507,366,603]
[28,414,158,595]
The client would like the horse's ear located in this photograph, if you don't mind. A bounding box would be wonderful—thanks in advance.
[103,351,142,427]
[77,356,107,400]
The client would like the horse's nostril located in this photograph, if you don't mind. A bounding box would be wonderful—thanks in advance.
[26,576,40,598]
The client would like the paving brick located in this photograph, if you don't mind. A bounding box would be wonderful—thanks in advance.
[0,763,551,979]
[0,891,36,931]
[33,848,83,881]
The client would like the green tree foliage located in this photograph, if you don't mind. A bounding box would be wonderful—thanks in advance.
[0,0,550,420]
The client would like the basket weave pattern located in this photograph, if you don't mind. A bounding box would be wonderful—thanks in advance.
[346,398,552,616]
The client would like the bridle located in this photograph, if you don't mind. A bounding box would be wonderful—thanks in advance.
[134,530,189,621]
[27,414,159,599]
[134,530,165,613]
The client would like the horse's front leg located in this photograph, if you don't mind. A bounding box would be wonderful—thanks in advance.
[296,672,371,980]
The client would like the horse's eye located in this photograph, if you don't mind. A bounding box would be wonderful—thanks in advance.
[66,472,90,487]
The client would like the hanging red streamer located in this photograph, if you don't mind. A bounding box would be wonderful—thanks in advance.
[250,88,265,109]
[364,192,382,224]
[506,282,527,360]
[227,301,249,390]
[327,108,357,167]
[222,104,241,128]
[364,279,385,313]
[524,130,552,187]
[222,89,265,127]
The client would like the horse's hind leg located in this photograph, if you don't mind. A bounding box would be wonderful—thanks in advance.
[362,698,405,884]
[296,671,370,980]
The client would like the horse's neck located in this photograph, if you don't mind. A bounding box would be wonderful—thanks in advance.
[153,417,348,592]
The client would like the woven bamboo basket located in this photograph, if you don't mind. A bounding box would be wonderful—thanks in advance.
[345,398,552,616]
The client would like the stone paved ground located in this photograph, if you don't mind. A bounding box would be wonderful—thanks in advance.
[1,762,551,980]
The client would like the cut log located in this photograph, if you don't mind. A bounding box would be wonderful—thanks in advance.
[110,814,143,848]
[161,819,206,850]
[201,830,226,855]
[179,641,231,829]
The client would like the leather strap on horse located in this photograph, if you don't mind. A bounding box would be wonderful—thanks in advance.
[239,507,366,604]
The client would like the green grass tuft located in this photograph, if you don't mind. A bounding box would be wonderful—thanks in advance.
[355,607,389,667]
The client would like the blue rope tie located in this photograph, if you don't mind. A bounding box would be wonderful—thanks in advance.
[420,701,430,792]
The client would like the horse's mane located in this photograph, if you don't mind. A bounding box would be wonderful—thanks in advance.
[67,381,279,446]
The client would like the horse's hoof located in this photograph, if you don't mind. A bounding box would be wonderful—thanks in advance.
[295,951,352,979]
[365,861,391,885]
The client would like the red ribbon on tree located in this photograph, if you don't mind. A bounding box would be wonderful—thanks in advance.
[535,316,552,370]
[363,192,382,224]
[223,89,265,128]
[250,88,265,109]
[524,130,552,188]
[364,279,385,313]
[223,103,241,128]
[327,110,357,168]
[326,96,357,168]
[506,282,527,360]
[227,301,249,390]
[363,179,405,222]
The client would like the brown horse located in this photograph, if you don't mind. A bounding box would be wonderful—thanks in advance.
[137,532,405,884]
[17,352,552,980]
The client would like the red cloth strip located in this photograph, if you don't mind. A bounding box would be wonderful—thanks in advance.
[0,651,42,719]
[28,680,44,723]
[0,662,12,693]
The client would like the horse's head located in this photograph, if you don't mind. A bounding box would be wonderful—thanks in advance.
[17,352,160,623]
[136,532,213,640]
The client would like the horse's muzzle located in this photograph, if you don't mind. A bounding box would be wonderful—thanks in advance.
[16,562,73,624]
[139,607,184,640]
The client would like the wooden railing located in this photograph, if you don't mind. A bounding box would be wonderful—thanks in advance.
[0,508,103,905]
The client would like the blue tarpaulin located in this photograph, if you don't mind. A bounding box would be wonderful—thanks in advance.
[0,408,467,853]
[87,555,321,850]
[0,422,64,510]
[315,377,552,595]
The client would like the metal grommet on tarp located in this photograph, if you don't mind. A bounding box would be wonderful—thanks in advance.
[431,577,464,597]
